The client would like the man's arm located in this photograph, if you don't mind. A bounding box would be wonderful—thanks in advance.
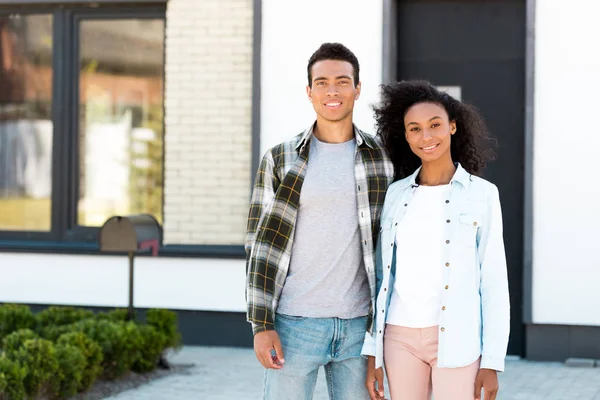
[245,151,277,259]
[245,150,279,334]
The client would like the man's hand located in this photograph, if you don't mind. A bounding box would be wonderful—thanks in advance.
[254,330,285,369]
[474,368,499,400]
[365,356,386,400]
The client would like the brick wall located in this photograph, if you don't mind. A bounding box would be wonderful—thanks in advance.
[163,0,253,245]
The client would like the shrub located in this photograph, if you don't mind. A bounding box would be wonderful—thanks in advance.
[146,309,181,350]
[0,304,35,343]
[55,343,86,398]
[0,355,26,400]
[57,332,103,392]
[9,338,59,398]
[118,322,144,373]
[38,324,76,342]
[36,306,94,329]
[131,324,166,373]
[1,329,38,354]
[73,319,135,379]
[96,308,129,323]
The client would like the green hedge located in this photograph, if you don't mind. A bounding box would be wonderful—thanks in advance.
[0,305,35,343]
[0,304,181,400]
[57,332,103,392]
[36,306,94,328]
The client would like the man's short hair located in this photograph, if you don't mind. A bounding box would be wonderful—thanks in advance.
[307,43,360,87]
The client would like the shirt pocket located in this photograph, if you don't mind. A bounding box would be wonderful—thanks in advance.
[458,212,482,248]
[379,218,395,257]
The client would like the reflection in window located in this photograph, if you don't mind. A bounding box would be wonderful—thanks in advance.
[0,14,53,231]
[77,19,165,226]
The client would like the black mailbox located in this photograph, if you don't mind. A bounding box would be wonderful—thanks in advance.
[99,214,162,320]
[99,214,162,256]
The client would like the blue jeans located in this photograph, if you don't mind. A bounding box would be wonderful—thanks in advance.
[264,313,369,400]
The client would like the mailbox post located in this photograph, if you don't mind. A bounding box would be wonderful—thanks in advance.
[99,214,162,320]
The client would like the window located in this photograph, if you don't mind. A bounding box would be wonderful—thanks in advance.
[77,19,164,227]
[0,14,53,231]
[0,3,166,247]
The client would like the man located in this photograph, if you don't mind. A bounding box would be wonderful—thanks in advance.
[245,42,394,399]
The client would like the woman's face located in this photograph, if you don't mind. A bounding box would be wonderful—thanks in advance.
[404,102,456,163]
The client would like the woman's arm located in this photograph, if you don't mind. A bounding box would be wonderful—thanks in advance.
[478,184,511,372]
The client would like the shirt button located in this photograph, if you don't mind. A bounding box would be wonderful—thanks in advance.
[384,288,387,291]
[440,327,445,332]
[445,200,450,204]
[404,203,408,207]
[445,240,450,244]
[473,222,478,226]
[442,306,446,310]
[446,219,451,223]
[379,330,382,334]
[445,262,450,267]
[381,309,385,313]
[445,285,449,290]
[364,240,367,245]
[358,185,361,191]
[388,265,391,269]
[390,243,393,247]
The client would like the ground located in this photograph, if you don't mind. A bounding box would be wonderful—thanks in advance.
[105,346,600,400]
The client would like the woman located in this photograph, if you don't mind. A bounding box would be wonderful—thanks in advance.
[362,81,510,400]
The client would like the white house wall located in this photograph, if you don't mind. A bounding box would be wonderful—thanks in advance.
[532,0,600,325]
[0,253,246,312]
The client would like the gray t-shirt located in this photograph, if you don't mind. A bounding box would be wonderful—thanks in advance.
[276,136,370,319]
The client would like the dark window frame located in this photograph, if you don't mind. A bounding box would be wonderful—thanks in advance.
[0,2,248,258]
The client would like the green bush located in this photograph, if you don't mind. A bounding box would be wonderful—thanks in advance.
[9,338,59,398]
[0,307,182,399]
[55,343,86,398]
[73,319,136,379]
[0,304,35,343]
[132,325,166,373]
[96,308,129,322]
[118,322,144,373]
[1,329,38,354]
[57,332,103,392]
[0,355,27,400]
[38,323,77,342]
[146,309,181,350]
[36,306,94,329]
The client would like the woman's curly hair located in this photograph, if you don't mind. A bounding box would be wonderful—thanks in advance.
[374,80,496,181]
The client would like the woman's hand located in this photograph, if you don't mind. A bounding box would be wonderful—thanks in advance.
[365,356,386,400]
[474,368,499,400]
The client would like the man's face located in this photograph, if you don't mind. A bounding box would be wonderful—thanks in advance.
[306,60,361,123]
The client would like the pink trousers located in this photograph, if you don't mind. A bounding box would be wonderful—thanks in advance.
[384,324,480,400]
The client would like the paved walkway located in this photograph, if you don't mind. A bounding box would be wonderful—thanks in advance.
[107,346,600,400]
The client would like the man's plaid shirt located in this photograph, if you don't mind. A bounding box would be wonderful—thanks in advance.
[245,124,394,335]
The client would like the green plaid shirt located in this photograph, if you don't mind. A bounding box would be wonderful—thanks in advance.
[245,124,394,335]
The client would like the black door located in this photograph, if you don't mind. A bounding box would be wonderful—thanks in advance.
[395,0,526,356]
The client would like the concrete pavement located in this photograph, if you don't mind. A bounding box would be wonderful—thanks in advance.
[106,346,600,400]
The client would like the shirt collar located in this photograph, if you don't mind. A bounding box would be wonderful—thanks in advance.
[406,162,472,188]
[295,122,373,151]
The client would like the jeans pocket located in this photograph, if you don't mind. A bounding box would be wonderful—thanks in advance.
[276,313,307,322]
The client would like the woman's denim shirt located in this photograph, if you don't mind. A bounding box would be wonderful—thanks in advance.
[361,164,510,372]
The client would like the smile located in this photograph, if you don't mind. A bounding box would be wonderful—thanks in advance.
[420,144,440,153]
[325,101,342,108]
